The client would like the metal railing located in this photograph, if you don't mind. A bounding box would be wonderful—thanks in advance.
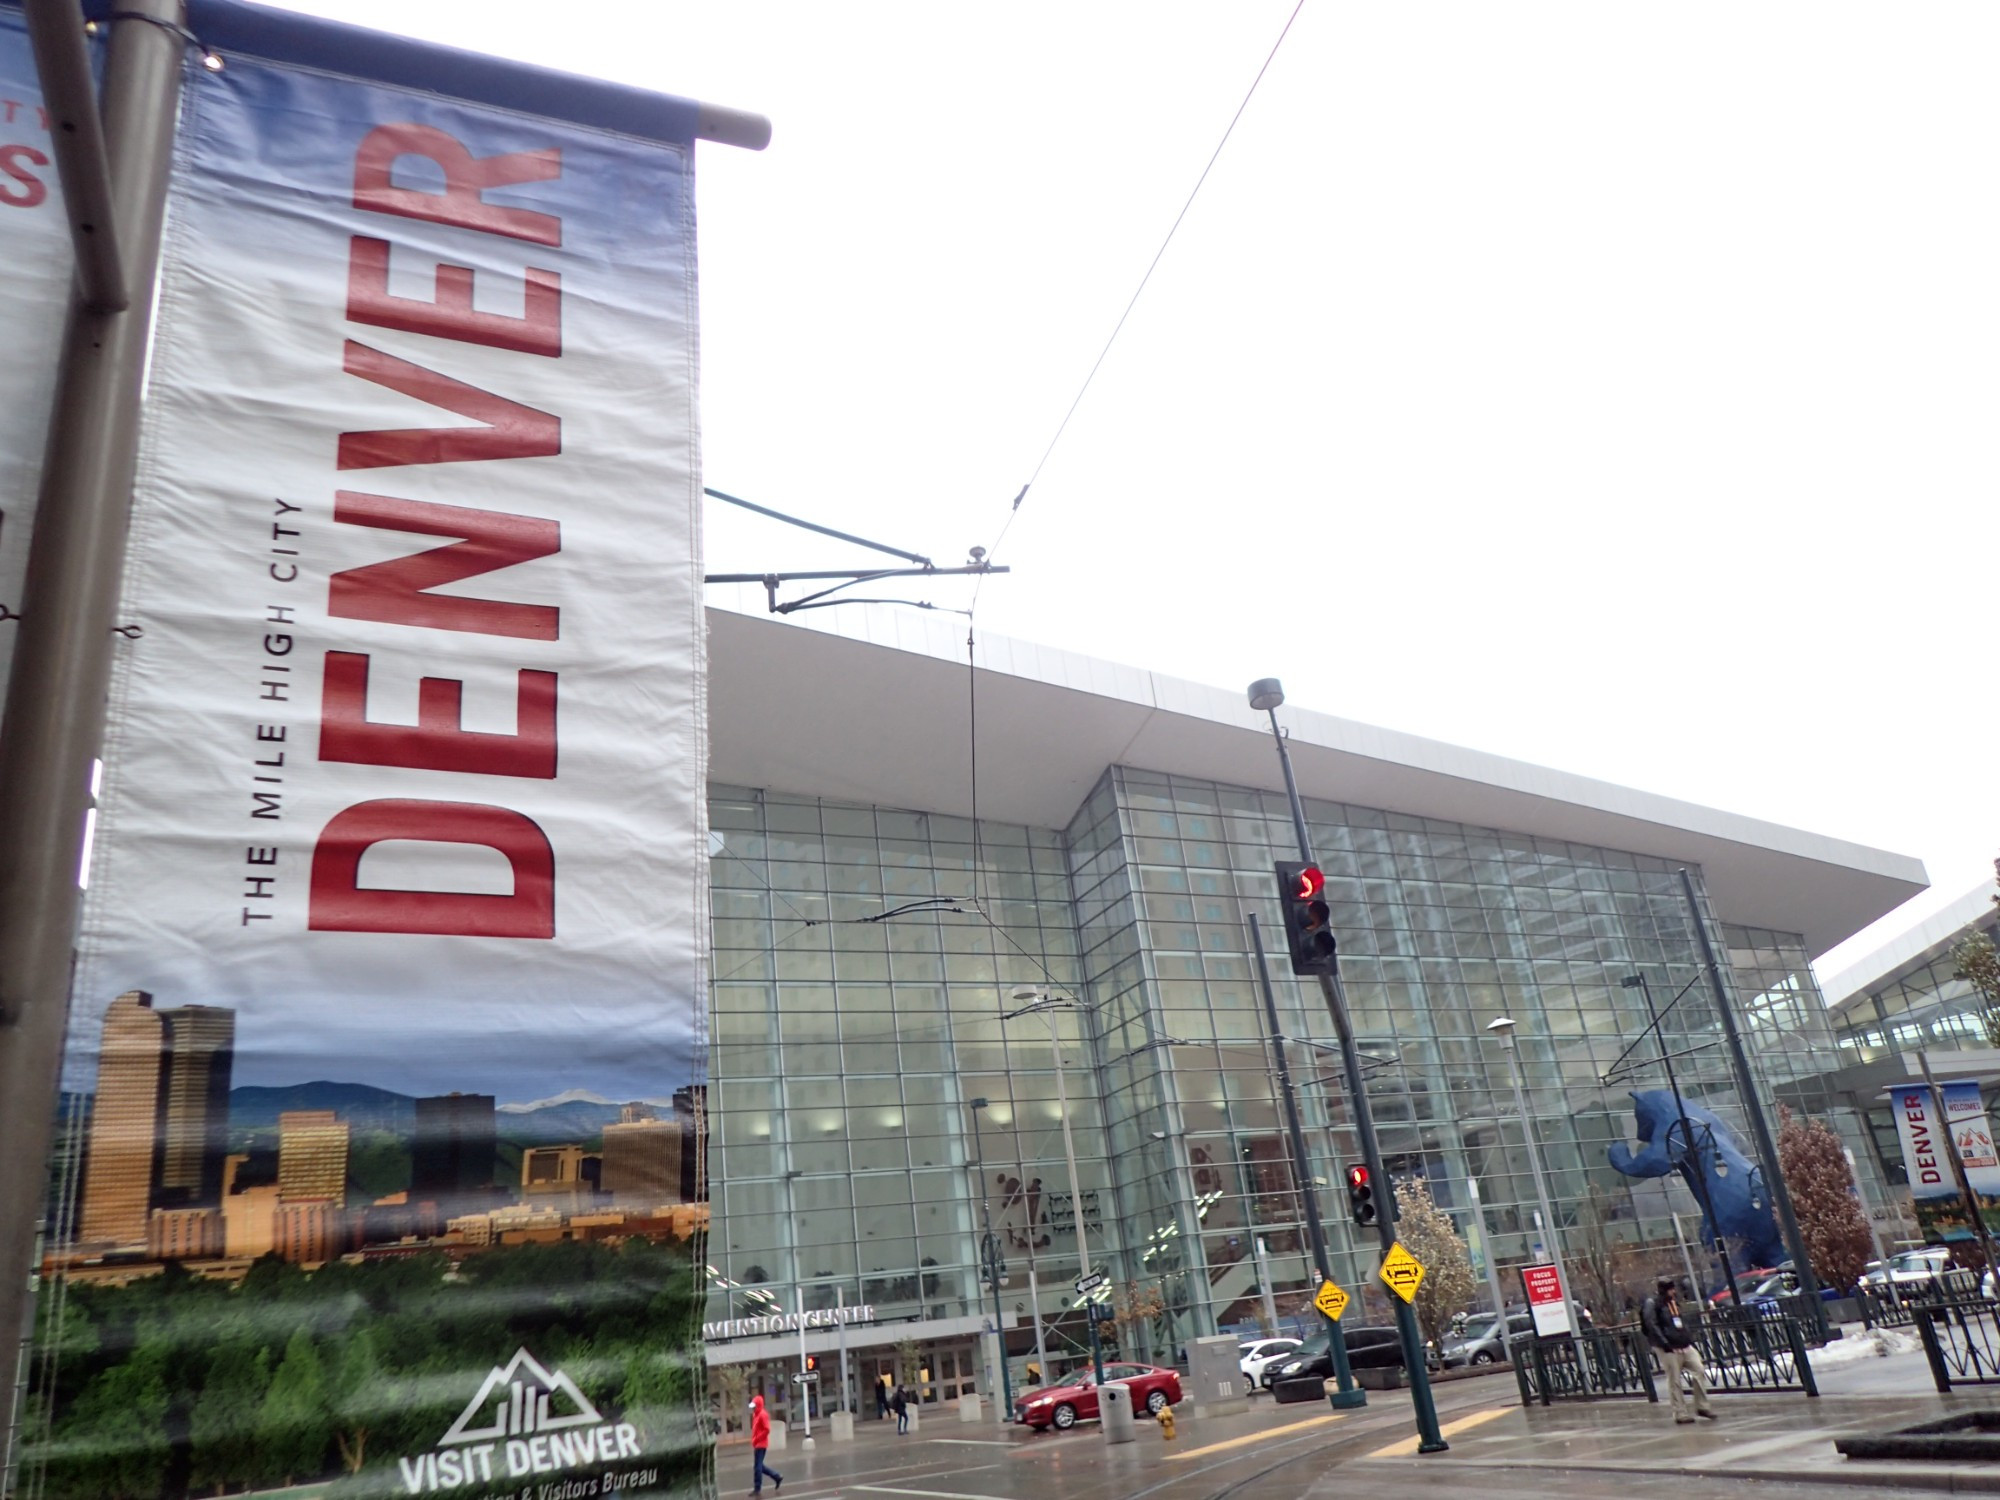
[1911,1279,2000,1392]
[1510,1311,1818,1407]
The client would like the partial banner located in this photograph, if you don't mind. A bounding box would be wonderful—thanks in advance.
[25,12,710,1500]
[0,2,75,719]
[1887,1079,2000,1244]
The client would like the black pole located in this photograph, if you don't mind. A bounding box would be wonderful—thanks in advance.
[1261,700,1446,1454]
[1250,914,1363,1408]
[968,1100,1013,1420]
[1677,869,1821,1308]
[1627,974,1739,1307]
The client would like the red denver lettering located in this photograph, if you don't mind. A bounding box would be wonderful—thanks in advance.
[353,122,561,245]
[308,798,555,938]
[339,342,559,469]
[347,236,561,357]
[327,491,559,639]
[320,651,557,778]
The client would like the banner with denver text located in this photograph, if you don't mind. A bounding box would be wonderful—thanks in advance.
[0,2,76,721]
[27,11,711,1500]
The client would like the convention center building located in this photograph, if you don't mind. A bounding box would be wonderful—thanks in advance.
[698,605,1926,1418]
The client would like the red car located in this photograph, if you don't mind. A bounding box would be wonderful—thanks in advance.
[1015,1362,1183,1431]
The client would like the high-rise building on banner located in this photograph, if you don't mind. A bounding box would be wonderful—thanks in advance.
[78,993,168,1248]
[78,991,238,1249]
[277,1110,349,1202]
[412,1093,498,1214]
[602,1117,680,1207]
[155,1005,235,1208]
[674,1085,707,1206]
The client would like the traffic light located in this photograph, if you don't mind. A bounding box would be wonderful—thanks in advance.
[1346,1164,1377,1227]
[805,1355,817,1373]
[1275,861,1337,975]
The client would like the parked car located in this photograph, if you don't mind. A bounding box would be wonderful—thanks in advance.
[1859,1248,1954,1288]
[1740,1271,1844,1314]
[1268,1327,1404,1385]
[1441,1311,1534,1367]
[1710,1267,1782,1306]
[1238,1337,1302,1388]
[1016,1362,1183,1431]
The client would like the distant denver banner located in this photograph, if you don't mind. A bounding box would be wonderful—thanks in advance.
[26,8,711,1499]
[0,3,74,721]
[1889,1079,2000,1244]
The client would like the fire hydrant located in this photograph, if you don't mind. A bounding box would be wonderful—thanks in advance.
[1158,1405,1177,1442]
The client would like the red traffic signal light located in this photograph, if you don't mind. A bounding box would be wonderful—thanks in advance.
[1274,861,1337,975]
[1346,1163,1377,1227]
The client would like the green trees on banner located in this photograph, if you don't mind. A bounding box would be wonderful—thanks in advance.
[25,1238,702,1499]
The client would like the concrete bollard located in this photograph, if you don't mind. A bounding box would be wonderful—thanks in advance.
[959,1394,983,1423]
[766,1419,787,1452]
[829,1411,855,1442]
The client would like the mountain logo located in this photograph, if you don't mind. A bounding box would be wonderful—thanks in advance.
[396,1347,644,1493]
[441,1348,603,1444]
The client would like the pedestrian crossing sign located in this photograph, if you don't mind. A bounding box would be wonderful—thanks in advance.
[1313,1279,1350,1321]
[1380,1241,1425,1302]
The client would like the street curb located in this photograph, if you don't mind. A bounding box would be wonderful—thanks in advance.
[1427,1456,2000,1494]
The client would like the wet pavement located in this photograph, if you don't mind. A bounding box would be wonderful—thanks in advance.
[735,1346,2000,1500]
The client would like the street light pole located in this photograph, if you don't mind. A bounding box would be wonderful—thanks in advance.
[1248,679,1446,1455]
[1250,912,1363,1408]
[1485,1018,1585,1344]
[1622,973,1738,1305]
[1006,990,1106,1389]
[968,1097,1014,1422]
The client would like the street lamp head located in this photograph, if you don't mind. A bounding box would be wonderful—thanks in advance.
[970,1097,989,1110]
[1620,975,1644,989]
[1248,678,1285,712]
[1009,985,1044,1003]
[1485,1016,1517,1038]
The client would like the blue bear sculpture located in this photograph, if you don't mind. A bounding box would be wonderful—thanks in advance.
[1607,1089,1786,1273]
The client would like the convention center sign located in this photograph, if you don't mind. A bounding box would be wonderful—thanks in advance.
[18,5,712,1498]
[0,5,73,723]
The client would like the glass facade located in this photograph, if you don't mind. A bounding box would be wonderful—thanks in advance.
[704,766,1881,1412]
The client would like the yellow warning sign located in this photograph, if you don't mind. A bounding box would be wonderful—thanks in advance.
[1313,1279,1350,1321]
[1380,1241,1425,1303]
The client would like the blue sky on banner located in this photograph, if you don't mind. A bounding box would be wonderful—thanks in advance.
[220,2,2000,977]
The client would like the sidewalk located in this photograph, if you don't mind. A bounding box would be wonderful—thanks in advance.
[1341,1346,2000,1494]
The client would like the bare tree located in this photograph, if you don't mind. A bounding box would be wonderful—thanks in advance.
[1392,1178,1478,1352]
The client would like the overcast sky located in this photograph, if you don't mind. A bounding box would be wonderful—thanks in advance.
[282,1,1998,982]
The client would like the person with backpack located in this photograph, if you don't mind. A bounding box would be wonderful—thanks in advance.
[1641,1277,1716,1424]
[891,1382,910,1434]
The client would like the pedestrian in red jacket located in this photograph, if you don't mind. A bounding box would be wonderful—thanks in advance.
[748,1394,783,1496]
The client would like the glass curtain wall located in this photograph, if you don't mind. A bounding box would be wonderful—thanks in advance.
[1069,768,1878,1334]
[705,786,1103,1382]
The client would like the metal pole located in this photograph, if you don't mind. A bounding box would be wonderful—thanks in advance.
[1629,973,1738,1306]
[1671,1212,1700,1301]
[1678,868,1822,1307]
[1043,1005,1106,1388]
[1497,1031,1585,1343]
[1250,912,1361,1406]
[1468,1177,1507,1321]
[22,0,126,312]
[1260,700,1447,1454]
[838,1286,850,1417]
[0,0,187,1462]
[967,1099,1013,1423]
[1027,1265,1048,1388]
[796,1287,813,1447]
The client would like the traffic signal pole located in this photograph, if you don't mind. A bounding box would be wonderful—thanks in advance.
[1250,914,1362,1408]
[1251,681,1447,1454]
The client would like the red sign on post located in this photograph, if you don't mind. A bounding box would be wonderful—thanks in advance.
[1521,1264,1571,1337]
